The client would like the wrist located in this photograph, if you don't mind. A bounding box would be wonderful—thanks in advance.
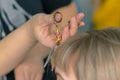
[23,21,38,43]
[24,42,51,61]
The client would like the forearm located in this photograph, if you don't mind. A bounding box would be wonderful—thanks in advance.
[22,2,78,64]
[0,25,37,76]
[25,42,51,62]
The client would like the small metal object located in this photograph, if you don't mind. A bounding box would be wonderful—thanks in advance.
[44,47,54,68]
[53,11,62,23]
[44,11,62,68]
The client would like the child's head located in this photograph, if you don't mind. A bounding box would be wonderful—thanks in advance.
[51,28,120,80]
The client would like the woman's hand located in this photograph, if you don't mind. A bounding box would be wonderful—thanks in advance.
[25,13,84,48]
[14,12,85,80]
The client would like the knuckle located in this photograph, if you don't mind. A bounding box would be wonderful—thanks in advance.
[23,65,31,70]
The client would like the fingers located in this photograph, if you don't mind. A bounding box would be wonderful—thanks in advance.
[46,34,56,47]
[79,21,85,27]
[35,71,43,80]
[75,13,85,27]
[44,14,54,24]
[15,69,41,80]
[69,16,78,36]
[24,70,31,80]
[15,65,43,80]
[32,13,54,26]
[61,25,70,42]
[69,12,85,36]
[43,25,49,37]
[37,13,85,47]
[38,25,56,48]
[14,69,25,80]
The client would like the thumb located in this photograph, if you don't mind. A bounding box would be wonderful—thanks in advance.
[43,14,54,24]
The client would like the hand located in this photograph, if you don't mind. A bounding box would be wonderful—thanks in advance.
[14,12,85,80]
[14,13,53,80]
[25,13,84,48]
[14,57,44,80]
[61,13,85,42]
[14,42,50,80]
[26,13,84,47]
[34,13,85,47]
[25,13,55,47]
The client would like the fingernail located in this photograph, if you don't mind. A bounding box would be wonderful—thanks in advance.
[80,13,85,17]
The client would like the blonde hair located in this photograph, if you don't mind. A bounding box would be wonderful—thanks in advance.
[51,28,120,80]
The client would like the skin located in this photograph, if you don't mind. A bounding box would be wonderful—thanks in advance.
[55,67,77,80]
[0,13,54,76]
[0,13,85,77]
[53,48,79,80]
[55,55,78,80]
[14,13,84,80]
[14,2,84,80]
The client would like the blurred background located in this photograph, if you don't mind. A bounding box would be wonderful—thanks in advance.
[74,0,120,32]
